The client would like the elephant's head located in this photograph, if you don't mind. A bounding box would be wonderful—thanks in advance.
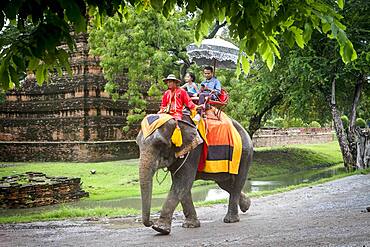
[136,117,202,227]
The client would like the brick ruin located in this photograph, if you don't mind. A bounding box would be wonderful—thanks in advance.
[0,172,89,208]
[0,33,158,162]
[252,128,334,148]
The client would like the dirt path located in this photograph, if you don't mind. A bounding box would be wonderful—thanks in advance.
[1,174,370,247]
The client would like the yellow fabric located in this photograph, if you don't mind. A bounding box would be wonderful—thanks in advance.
[141,114,173,138]
[196,119,208,145]
[202,109,242,175]
[190,109,208,145]
[202,160,232,173]
[171,126,183,147]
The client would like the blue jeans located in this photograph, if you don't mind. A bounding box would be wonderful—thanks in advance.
[198,92,218,105]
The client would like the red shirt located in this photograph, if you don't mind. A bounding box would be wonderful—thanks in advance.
[160,87,196,120]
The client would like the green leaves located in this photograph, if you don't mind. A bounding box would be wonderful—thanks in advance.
[340,40,357,64]
[151,0,164,12]
[266,52,275,72]
[0,0,360,91]
[303,23,313,42]
[0,60,10,89]
[89,7,194,127]
[241,55,250,75]
[35,64,46,86]
[337,36,357,65]
[289,26,305,49]
[337,0,344,10]
[195,17,212,44]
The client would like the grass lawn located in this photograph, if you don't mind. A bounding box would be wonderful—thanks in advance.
[249,141,343,178]
[0,141,343,201]
[2,141,367,224]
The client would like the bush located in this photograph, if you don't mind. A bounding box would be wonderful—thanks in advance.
[0,90,5,105]
[148,83,162,97]
[273,117,284,128]
[341,115,349,129]
[309,121,321,128]
[287,118,304,128]
[264,119,275,127]
[355,118,366,128]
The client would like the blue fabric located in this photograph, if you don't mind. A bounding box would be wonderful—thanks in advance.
[147,115,160,125]
[198,92,217,104]
[186,83,198,94]
[201,77,221,94]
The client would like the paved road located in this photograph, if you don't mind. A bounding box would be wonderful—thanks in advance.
[1,174,370,247]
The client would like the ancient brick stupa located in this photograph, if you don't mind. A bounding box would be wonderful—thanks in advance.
[0,172,89,208]
[0,34,156,162]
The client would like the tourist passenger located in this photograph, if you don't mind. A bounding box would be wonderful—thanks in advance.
[159,74,199,121]
[197,66,222,114]
[181,72,199,97]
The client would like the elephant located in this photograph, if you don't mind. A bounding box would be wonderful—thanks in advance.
[136,115,253,234]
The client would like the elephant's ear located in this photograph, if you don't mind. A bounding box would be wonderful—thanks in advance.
[174,120,203,158]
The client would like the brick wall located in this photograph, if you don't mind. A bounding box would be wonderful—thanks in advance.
[253,132,334,148]
[0,128,334,162]
[0,140,139,162]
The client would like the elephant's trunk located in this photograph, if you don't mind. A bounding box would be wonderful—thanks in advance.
[139,155,155,227]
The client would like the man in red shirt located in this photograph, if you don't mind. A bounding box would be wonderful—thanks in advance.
[159,74,199,121]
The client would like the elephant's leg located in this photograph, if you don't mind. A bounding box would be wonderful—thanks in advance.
[217,180,250,212]
[152,189,180,235]
[239,192,251,212]
[181,191,200,228]
[216,177,249,223]
[225,193,240,223]
[153,149,200,234]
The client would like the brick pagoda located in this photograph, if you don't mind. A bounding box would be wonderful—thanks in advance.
[0,34,157,162]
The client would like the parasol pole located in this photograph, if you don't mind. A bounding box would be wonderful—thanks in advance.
[213,58,217,76]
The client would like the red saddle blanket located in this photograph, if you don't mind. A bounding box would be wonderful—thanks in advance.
[197,108,242,174]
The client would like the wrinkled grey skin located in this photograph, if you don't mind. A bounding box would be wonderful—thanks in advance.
[136,117,253,235]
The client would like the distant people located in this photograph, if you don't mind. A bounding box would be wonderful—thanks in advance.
[181,72,199,97]
[159,74,197,120]
[197,66,221,115]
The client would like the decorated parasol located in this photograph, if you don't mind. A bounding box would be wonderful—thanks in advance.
[186,37,239,73]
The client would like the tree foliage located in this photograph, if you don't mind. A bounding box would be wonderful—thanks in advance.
[89,7,193,85]
[230,0,369,168]
[0,0,357,90]
[89,7,195,127]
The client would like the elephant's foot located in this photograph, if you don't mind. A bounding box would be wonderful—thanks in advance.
[239,196,251,212]
[152,219,171,235]
[223,213,240,223]
[182,218,200,228]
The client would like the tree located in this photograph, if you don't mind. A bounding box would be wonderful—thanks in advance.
[88,7,195,127]
[219,47,332,137]
[295,0,370,170]
[0,0,356,90]
[239,0,370,169]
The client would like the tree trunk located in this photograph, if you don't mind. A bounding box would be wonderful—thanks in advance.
[328,78,355,170]
[180,62,191,80]
[355,128,370,169]
[347,76,365,168]
[248,94,283,138]
[206,21,227,39]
